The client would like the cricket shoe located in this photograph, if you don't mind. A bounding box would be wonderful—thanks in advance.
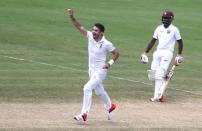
[109,103,116,113]
[74,113,87,121]
[150,97,158,102]
[150,96,165,102]
[159,95,166,102]
[107,103,116,120]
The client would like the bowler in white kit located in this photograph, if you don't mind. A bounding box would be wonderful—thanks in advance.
[67,8,119,121]
[141,10,184,102]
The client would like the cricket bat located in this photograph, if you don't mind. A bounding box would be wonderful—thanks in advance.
[160,65,176,97]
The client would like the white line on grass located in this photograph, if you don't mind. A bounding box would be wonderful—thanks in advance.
[2,55,87,73]
[1,55,201,96]
[111,76,152,86]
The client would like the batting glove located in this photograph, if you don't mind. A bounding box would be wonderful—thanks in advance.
[175,55,183,66]
[140,53,149,64]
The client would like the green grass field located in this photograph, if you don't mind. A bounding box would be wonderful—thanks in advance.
[0,0,202,130]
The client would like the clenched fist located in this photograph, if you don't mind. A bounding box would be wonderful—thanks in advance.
[67,8,74,18]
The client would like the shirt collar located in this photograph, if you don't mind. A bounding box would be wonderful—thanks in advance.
[98,36,105,43]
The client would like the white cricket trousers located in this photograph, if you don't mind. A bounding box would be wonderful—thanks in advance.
[81,67,112,114]
[151,50,173,99]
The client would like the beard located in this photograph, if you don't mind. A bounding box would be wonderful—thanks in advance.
[93,33,99,40]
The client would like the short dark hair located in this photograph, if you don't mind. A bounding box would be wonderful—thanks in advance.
[94,23,105,32]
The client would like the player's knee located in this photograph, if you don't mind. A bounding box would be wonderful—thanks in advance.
[83,83,92,93]
[147,70,156,81]
[155,68,166,80]
[83,78,99,91]
[83,88,92,97]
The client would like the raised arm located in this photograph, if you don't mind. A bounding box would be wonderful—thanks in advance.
[67,8,87,37]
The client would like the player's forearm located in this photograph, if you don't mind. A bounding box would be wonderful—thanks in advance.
[107,50,119,67]
[111,50,119,61]
[145,38,156,53]
[69,16,87,36]
[70,16,82,30]
[177,39,183,55]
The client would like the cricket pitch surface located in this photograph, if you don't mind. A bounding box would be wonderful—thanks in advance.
[0,99,202,129]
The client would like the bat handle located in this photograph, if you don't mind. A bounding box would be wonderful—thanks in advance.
[171,65,176,71]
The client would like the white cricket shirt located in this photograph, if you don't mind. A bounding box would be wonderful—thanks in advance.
[86,31,115,69]
[153,24,181,52]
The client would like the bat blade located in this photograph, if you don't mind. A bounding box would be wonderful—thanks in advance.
[165,65,176,81]
[160,65,177,98]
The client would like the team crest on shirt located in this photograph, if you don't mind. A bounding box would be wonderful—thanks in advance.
[99,41,104,48]
[100,44,103,48]
[167,30,171,34]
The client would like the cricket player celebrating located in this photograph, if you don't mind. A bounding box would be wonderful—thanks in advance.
[141,10,184,102]
[67,8,119,121]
